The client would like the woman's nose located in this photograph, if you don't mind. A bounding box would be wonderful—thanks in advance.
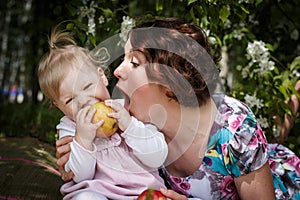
[114,63,128,79]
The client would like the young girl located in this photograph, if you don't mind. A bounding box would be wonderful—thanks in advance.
[37,27,167,200]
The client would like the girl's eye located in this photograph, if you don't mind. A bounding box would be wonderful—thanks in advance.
[130,57,139,68]
[83,83,92,90]
[65,98,73,105]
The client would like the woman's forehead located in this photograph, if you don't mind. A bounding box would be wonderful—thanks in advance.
[124,39,132,53]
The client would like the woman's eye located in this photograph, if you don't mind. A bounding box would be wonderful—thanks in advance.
[130,57,139,68]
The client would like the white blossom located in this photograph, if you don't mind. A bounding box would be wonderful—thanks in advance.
[208,36,216,45]
[241,65,251,78]
[292,69,300,77]
[88,18,96,35]
[238,0,254,3]
[248,14,259,26]
[233,29,244,40]
[118,16,136,46]
[254,59,275,76]
[290,29,299,40]
[77,1,97,36]
[244,94,264,109]
[224,19,232,29]
[246,41,269,63]
[257,115,269,128]
[98,16,105,24]
[77,1,96,19]
[245,40,275,76]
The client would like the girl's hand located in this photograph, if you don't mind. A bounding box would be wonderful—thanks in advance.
[75,106,103,150]
[105,99,131,131]
[160,188,188,200]
[55,136,74,181]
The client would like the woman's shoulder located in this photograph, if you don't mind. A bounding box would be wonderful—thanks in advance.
[213,94,255,127]
[209,94,260,148]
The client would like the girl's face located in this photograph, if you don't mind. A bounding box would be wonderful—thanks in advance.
[114,40,165,123]
[55,67,110,120]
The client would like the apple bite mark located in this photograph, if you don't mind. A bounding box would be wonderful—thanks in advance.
[89,102,119,137]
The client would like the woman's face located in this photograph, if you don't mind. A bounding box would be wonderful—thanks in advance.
[114,40,166,124]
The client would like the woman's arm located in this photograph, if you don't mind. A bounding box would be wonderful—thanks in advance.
[56,136,74,181]
[234,162,276,200]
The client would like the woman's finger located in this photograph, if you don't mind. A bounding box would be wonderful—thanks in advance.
[56,137,72,158]
[160,188,188,200]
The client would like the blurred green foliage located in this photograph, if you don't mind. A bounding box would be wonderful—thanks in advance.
[0,101,63,146]
[0,0,299,155]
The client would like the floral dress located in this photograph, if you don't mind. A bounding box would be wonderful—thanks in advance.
[160,94,300,200]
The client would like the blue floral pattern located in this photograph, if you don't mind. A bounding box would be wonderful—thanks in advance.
[160,95,300,200]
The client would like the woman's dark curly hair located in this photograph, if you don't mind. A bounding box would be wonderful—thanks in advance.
[129,18,220,107]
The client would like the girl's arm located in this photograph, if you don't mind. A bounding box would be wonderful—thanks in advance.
[56,108,100,183]
[105,99,168,168]
[66,139,97,183]
[121,117,168,168]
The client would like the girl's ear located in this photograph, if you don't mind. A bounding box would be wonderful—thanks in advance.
[98,67,108,86]
[52,101,58,107]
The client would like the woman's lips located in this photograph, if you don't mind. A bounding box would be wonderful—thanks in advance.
[123,93,130,111]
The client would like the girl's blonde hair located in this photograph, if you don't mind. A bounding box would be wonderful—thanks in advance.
[38,26,109,103]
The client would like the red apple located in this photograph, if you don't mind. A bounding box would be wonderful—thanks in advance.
[89,102,118,137]
[137,189,166,200]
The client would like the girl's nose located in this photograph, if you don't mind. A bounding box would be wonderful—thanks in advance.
[77,96,90,110]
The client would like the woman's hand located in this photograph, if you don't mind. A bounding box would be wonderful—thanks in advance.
[56,136,74,181]
[160,188,188,200]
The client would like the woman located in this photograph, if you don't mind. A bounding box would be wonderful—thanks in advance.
[56,18,300,199]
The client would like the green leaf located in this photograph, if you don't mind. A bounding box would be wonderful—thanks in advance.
[255,0,264,7]
[289,56,300,71]
[265,43,274,52]
[239,5,250,15]
[88,34,96,47]
[156,0,163,12]
[99,7,113,17]
[65,4,77,16]
[66,23,74,30]
[219,6,230,23]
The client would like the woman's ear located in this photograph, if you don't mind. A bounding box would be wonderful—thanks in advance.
[98,67,108,86]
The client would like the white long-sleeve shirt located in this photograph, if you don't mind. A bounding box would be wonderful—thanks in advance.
[56,106,168,199]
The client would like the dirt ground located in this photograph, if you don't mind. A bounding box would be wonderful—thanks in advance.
[0,137,63,200]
